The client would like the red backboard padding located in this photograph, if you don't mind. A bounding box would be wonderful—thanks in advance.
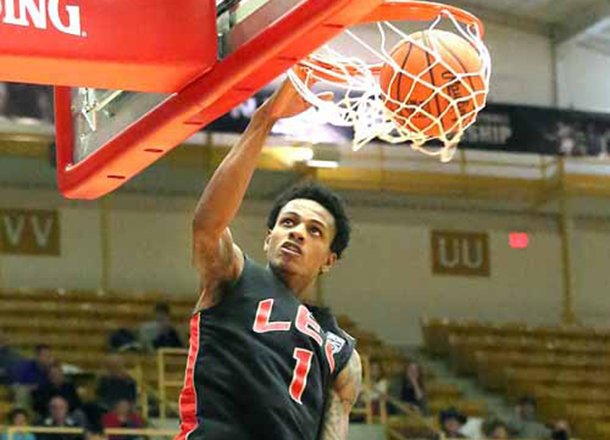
[55,0,387,199]
[0,0,216,92]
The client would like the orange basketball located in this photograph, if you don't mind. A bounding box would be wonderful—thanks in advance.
[379,30,487,138]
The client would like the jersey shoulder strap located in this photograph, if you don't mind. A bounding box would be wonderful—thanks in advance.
[327,327,356,378]
[308,306,357,378]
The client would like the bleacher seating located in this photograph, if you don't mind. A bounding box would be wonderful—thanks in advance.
[422,317,610,439]
[0,289,480,439]
[0,386,12,421]
[0,288,194,421]
[338,316,488,423]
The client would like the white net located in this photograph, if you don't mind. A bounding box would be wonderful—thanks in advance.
[287,9,491,162]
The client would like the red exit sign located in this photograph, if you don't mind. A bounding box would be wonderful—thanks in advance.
[509,232,529,249]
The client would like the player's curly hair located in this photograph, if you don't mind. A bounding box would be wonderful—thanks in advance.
[267,182,351,259]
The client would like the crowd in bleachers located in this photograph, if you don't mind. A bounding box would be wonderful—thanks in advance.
[435,397,574,440]
[2,290,602,440]
[0,302,185,440]
[421,318,610,440]
[0,83,53,125]
[362,354,575,440]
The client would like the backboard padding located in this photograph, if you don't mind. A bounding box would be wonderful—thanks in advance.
[55,0,386,199]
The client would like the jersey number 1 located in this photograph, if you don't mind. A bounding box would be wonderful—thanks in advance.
[252,299,323,405]
[289,348,313,404]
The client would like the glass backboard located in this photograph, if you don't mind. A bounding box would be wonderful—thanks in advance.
[55,0,385,199]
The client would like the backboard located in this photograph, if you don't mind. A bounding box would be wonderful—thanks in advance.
[54,0,386,199]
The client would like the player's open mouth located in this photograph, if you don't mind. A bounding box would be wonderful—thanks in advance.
[281,242,302,256]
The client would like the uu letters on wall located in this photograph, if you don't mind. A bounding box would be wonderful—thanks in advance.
[431,231,490,277]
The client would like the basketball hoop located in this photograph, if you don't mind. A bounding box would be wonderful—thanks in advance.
[42,0,488,199]
[287,1,491,162]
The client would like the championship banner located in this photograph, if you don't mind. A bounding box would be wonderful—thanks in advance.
[207,90,610,158]
[460,104,610,157]
[0,209,60,256]
[1,83,610,158]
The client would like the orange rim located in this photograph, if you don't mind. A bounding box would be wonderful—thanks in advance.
[360,1,485,34]
[295,0,484,84]
[298,57,383,83]
[363,1,484,36]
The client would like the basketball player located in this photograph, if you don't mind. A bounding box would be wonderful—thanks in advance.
[176,78,362,440]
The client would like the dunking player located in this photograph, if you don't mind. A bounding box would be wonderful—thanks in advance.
[176,78,362,440]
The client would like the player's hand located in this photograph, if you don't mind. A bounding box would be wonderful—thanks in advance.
[262,74,333,120]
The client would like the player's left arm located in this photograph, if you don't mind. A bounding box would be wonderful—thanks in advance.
[321,350,362,440]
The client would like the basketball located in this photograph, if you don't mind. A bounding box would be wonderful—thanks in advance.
[379,30,487,138]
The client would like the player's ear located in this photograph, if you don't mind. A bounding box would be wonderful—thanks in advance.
[263,230,272,252]
[320,252,337,274]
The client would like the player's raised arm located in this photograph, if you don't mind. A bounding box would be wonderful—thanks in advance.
[320,350,362,440]
[192,79,327,287]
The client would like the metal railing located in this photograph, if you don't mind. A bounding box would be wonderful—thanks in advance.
[128,361,149,420]
[379,392,440,440]
[3,427,177,440]
[157,348,188,419]
[0,426,581,440]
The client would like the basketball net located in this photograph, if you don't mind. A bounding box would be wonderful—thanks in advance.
[287,9,491,162]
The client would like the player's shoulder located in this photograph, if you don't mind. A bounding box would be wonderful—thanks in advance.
[223,254,268,286]
[240,255,275,277]
[213,255,280,299]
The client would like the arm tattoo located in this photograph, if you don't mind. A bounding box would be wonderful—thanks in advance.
[321,351,362,440]
[320,391,349,440]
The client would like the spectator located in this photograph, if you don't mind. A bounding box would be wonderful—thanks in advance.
[0,331,22,385]
[439,408,467,439]
[4,84,53,123]
[399,361,427,414]
[1,408,36,440]
[482,418,510,439]
[14,345,55,388]
[78,386,104,434]
[138,303,182,351]
[12,345,56,409]
[0,83,8,121]
[101,400,144,440]
[107,330,140,354]
[37,396,82,440]
[32,365,81,417]
[550,419,572,440]
[95,355,137,411]
[507,396,550,439]
[366,360,388,416]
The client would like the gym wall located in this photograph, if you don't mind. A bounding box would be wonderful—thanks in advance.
[557,40,610,112]
[3,187,609,346]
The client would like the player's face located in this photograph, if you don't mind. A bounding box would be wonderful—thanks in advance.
[265,199,337,279]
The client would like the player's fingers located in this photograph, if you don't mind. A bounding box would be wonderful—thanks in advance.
[292,64,308,82]
[292,63,319,88]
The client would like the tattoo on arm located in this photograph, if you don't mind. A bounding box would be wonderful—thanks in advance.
[321,391,349,440]
[321,351,362,440]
